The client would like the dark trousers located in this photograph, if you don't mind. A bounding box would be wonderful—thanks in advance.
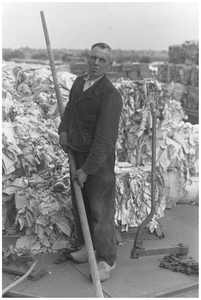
[70,149,117,265]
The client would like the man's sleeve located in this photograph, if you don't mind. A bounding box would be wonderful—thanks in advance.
[81,89,122,174]
[58,100,70,134]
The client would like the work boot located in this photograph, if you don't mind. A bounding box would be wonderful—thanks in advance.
[70,246,88,263]
[97,261,116,282]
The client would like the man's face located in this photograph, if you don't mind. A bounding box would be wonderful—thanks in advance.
[87,46,112,79]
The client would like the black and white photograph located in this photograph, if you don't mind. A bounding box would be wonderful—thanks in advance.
[2,1,199,298]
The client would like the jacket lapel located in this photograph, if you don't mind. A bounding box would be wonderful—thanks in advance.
[74,74,108,104]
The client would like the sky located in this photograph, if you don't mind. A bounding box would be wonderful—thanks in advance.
[2,1,200,51]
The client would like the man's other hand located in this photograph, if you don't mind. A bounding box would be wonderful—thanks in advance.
[73,169,88,188]
[59,132,69,153]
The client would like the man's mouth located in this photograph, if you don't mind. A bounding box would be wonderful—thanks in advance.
[91,67,99,71]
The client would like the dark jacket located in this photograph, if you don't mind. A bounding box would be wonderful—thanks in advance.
[58,74,122,175]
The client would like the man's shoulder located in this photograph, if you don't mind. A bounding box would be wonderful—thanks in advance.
[74,74,86,83]
[104,76,121,95]
[77,74,87,79]
[102,75,114,88]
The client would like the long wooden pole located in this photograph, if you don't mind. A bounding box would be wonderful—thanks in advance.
[40,11,104,298]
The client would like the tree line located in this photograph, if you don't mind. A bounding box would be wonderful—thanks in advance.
[2,47,168,63]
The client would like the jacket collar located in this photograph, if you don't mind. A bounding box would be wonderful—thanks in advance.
[75,74,108,98]
[84,73,104,85]
[90,74,108,96]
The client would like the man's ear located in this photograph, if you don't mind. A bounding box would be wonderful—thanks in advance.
[108,61,113,69]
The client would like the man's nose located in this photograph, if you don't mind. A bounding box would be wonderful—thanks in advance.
[94,58,100,65]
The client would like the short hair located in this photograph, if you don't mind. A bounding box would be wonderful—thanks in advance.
[91,42,113,61]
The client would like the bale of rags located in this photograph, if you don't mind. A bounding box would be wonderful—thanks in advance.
[131,63,141,72]
[168,45,184,64]
[162,169,186,209]
[182,40,199,65]
[171,64,193,85]
[157,63,167,82]
[177,176,199,204]
[140,63,150,78]
[167,64,175,83]
[180,65,193,86]
[171,64,197,86]
[186,86,199,110]
[122,63,133,72]
[173,64,182,84]
[167,83,188,102]
[128,71,138,80]
[190,65,199,87]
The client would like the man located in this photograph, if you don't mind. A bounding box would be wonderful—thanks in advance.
[58,42,122,281]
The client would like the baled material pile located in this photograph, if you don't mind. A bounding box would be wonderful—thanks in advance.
[168,40,199,65]
[115,78,166,165]
[157,41,199,112]
[157,63,197,85]
[157,64,198,107]
[113,78,168,232]
[114,163,166,232]
[114,78,199,212]
[2,63,76,253]
[2,63,199,254]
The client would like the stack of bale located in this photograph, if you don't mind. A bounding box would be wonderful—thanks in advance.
[157,40,199,121]
[115,78,199,212]
[2,62,199,255]
[121,63,150,80]
[2,64,166,243]
[169,40,198,65]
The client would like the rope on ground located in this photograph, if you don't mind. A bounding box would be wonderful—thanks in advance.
[159,255,198,276]
[2,259,38,296]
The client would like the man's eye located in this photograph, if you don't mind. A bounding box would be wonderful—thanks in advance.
[90,55,96,60]
[99,58,107,64]
[89,55,107,65]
